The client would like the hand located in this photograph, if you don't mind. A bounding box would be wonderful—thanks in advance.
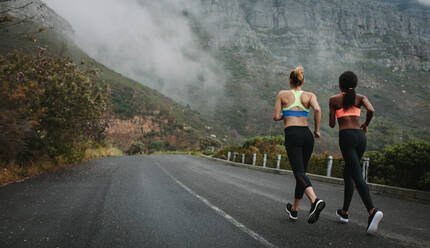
[314,130,320,138]
[360,123,368,134]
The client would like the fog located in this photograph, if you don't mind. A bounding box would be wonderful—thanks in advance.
[43,0,225,111]
[418,0,430,6]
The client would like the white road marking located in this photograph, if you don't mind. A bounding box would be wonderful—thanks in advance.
[157,164,278,248]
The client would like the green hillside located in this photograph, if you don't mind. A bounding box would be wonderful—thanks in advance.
[0,17,229,152]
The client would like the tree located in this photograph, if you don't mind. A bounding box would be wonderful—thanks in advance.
[0,50,108,164]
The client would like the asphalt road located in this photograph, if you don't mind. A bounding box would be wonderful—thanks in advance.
[1,155,429,248]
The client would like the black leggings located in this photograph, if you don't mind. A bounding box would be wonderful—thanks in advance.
[284,126,314,199]
[339,129,374,212]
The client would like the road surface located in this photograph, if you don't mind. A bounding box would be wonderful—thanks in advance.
[1,155,429,247]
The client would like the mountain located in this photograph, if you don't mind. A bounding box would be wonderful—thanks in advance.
[190,0,430,151]
[3,0,428,153]
[0,0,230,151]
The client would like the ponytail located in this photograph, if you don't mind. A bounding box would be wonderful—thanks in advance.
[343,88,356,108]
[339,71,358,108]
[290,66,304,87]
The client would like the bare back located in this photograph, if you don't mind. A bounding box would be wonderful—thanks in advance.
[274,88,321,138]
[279,90,313,127]
[329,94,373,131]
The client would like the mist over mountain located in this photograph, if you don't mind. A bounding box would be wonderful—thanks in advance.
[1,0,232,151]
[41,0,430,150]
[43,0,226,113]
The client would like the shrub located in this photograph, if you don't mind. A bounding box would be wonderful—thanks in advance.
[127,142,145,155]
[214,136,430,191]
[199,136,222,152]
[0,50,107,164]
[382,140,430,190]
[149,140,167,151]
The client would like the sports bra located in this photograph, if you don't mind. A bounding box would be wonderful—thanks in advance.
[336,106,361,119]
[282,90,310,117]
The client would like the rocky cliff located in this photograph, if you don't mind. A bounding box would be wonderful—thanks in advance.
[188,0,430,150]
[0,0,74,38]
[201,0,430,70]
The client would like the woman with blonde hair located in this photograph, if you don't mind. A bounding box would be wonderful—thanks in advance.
[273,66,325,224]
[329,71,383,234]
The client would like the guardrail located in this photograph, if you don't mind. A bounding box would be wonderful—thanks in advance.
[226,152,369,181]
[202,153,430,204]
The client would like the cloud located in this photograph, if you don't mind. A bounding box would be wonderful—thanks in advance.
[43,0,225,111]
[417,0,430,6]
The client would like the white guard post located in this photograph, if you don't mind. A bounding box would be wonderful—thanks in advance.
[327,156,333,177]
[263,154,267,168]
[362,157,370,182]
[276,154,281,169]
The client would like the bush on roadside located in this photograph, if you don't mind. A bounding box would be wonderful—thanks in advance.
[366,140,430,191]
[0,50,108,165]
[126,142,145,155]
[148,140,167,152]
[214,136,430,191]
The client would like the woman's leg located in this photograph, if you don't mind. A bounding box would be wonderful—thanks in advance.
[302,128,316,204]
[353,132,374,213]
[340,147,355,212]
[285,127,312,210]
[340,130,374,213]
[286,144,311,203]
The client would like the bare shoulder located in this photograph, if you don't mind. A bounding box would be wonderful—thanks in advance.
[277,90,290,96]
[329,94,342,107]
[329,94,341,102]
[303,91,316,98]
[356,93,368,102]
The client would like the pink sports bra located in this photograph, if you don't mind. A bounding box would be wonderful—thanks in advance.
[336,106,361,119]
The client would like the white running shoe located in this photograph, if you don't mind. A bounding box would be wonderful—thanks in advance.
[367,209,383,234]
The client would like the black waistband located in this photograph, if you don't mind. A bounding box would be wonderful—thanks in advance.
[284,126,309,132]
[339,128,362,134]
[285,126,309,130]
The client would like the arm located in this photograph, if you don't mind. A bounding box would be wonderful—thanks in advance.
[273,92,283,121]
[329,97,336,128]
[360,96,375,133]
[309,93,321,138]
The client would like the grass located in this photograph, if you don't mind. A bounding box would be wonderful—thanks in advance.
[83,145,124,161]
[150,150,202,156]
[0,160,56,187]
[0,144,124,187]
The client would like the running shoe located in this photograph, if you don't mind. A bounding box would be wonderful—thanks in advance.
[367,209,383,234]
[336,209,349,223]
[285,203,298,222]
[308,198,325,224]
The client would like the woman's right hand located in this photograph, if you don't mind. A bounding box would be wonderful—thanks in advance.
[314,130,320,138]
[360,123,368,134]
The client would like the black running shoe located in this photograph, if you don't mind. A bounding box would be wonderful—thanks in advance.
[285,203,298,222]
[308,198,325,224]
[367,209,383,234]
[336,209,349,223]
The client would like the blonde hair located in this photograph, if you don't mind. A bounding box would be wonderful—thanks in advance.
[290,66,304,87]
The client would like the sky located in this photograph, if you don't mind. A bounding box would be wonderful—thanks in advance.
[43,0,225,109]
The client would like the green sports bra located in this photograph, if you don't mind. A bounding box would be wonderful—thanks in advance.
[282,90,310,117]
